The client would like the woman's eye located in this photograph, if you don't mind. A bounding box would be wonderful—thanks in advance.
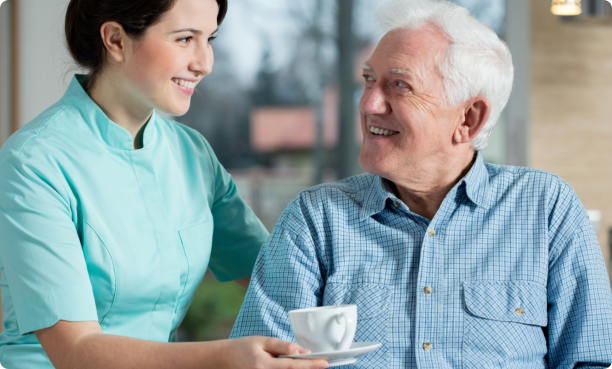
[208,36,217,44]
[178,37,193,44]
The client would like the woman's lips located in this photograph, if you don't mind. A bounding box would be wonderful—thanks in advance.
[172,79,195,96]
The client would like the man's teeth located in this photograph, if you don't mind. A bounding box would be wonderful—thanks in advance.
[172,78,196,89]
[369,126,398,136]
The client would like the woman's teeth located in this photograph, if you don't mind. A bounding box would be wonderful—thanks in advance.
[172,78,196,89]
[370,126,398,136]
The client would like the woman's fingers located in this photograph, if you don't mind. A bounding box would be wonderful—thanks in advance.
[271,358,330,369]
[261,337,310,356]
[260,338,329,369]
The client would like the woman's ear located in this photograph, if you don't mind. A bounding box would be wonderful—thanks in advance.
[453,96,491,144]
[99,21,128,63]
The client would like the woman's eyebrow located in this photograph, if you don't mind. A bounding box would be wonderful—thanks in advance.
[170,28,203,35]
[169,28,218,36]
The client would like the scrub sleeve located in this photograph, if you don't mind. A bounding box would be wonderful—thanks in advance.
[0,150,98,335]
[205,141,267,282]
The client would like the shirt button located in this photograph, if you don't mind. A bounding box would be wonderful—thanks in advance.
[393,201,400,208]
[427,229,436,237]
[515,308,525,317]
[423,286,433,295]
[423,342,433,351]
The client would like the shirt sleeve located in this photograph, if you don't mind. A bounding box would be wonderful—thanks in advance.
[202,140,270,282]
[0,151,98,335]
[230,199,325,340]
[546,186,612,368]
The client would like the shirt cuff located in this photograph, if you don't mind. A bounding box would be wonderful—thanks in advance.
[13,283,98,335]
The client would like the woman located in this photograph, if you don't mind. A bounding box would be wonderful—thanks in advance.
[0,0,327,368]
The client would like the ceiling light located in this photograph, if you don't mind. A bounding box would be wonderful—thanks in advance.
[551,0,582,15]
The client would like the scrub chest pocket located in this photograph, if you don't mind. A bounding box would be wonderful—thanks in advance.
[177,220,214,312]
[322,283,391,369]
[462,280,548,369]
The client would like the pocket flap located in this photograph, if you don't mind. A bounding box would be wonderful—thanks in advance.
[463,280,547,327]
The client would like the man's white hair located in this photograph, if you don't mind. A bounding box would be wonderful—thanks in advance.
[376,0,514,151]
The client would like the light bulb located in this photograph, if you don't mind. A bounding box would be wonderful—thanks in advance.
[551,0,582,16]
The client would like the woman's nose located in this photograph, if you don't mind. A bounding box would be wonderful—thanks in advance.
[190,44,214,77]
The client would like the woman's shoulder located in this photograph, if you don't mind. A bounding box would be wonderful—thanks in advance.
[1,99,74,157]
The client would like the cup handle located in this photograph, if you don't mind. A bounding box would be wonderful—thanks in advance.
[335,312,351,350]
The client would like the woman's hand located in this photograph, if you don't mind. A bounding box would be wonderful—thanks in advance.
[36,320,328,369]
[219,336,329,369]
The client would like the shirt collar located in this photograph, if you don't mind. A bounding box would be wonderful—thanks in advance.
[360,151,491,220]
[461,151,492,210]
[360,176,397,221]
[61,74,158,151]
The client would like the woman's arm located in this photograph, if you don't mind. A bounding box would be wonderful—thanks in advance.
[36,320,328,369]
[236,276,251,290]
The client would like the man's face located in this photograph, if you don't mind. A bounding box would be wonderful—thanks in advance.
[358,26,463,179]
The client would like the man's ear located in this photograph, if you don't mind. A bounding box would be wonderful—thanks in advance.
[453,97,491,144]
[99,21,128,63]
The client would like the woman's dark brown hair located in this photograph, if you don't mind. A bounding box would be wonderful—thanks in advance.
[65,0,228,90]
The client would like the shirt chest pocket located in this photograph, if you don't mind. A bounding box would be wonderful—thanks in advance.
[462,280,548,369]
[322,283,390,369]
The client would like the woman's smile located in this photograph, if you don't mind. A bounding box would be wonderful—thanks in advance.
[171,77,200,95]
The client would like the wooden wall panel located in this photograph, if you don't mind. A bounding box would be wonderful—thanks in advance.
[531,1,612,280]
[10,0,19,135]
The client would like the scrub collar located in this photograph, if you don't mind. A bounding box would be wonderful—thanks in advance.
[61,74,158,151]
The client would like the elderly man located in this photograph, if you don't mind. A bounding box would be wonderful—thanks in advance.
[231,0,612,367]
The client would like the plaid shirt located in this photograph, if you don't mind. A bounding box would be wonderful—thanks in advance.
[231,153,612,368]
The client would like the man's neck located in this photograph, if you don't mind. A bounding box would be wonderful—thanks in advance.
[87,72,152,149]
[392,150,477,220]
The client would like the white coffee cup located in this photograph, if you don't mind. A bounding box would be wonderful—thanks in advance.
[288,304,357,353]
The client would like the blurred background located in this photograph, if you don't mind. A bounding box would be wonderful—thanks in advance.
[1,0,611,341]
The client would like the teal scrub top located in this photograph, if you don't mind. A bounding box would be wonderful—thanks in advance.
[0,75,269,368]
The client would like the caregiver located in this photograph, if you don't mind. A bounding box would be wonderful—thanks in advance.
[0,0,327,368]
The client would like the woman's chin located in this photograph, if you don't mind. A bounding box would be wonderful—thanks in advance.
[159,102,191,117]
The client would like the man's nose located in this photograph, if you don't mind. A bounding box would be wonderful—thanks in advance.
[359,85,390,116]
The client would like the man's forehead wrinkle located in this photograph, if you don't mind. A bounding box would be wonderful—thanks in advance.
[386,54,427,85]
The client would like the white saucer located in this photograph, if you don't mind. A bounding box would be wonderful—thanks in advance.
[279,342,381,367]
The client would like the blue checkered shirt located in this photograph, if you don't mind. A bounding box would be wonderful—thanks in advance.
[230,153,612,368]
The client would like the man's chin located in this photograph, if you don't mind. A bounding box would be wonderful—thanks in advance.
[359,155,392,178]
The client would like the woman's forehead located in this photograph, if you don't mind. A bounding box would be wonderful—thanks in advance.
[156,0,218,30]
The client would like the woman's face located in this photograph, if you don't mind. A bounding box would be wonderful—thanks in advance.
[120,0,219,117]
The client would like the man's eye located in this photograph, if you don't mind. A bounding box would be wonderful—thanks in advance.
[178,37,193,43]
[395,81,408,88]
[362,75,374,82]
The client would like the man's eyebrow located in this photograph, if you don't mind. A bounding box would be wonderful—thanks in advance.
[389,68,413,77]
[362,63,373,71]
